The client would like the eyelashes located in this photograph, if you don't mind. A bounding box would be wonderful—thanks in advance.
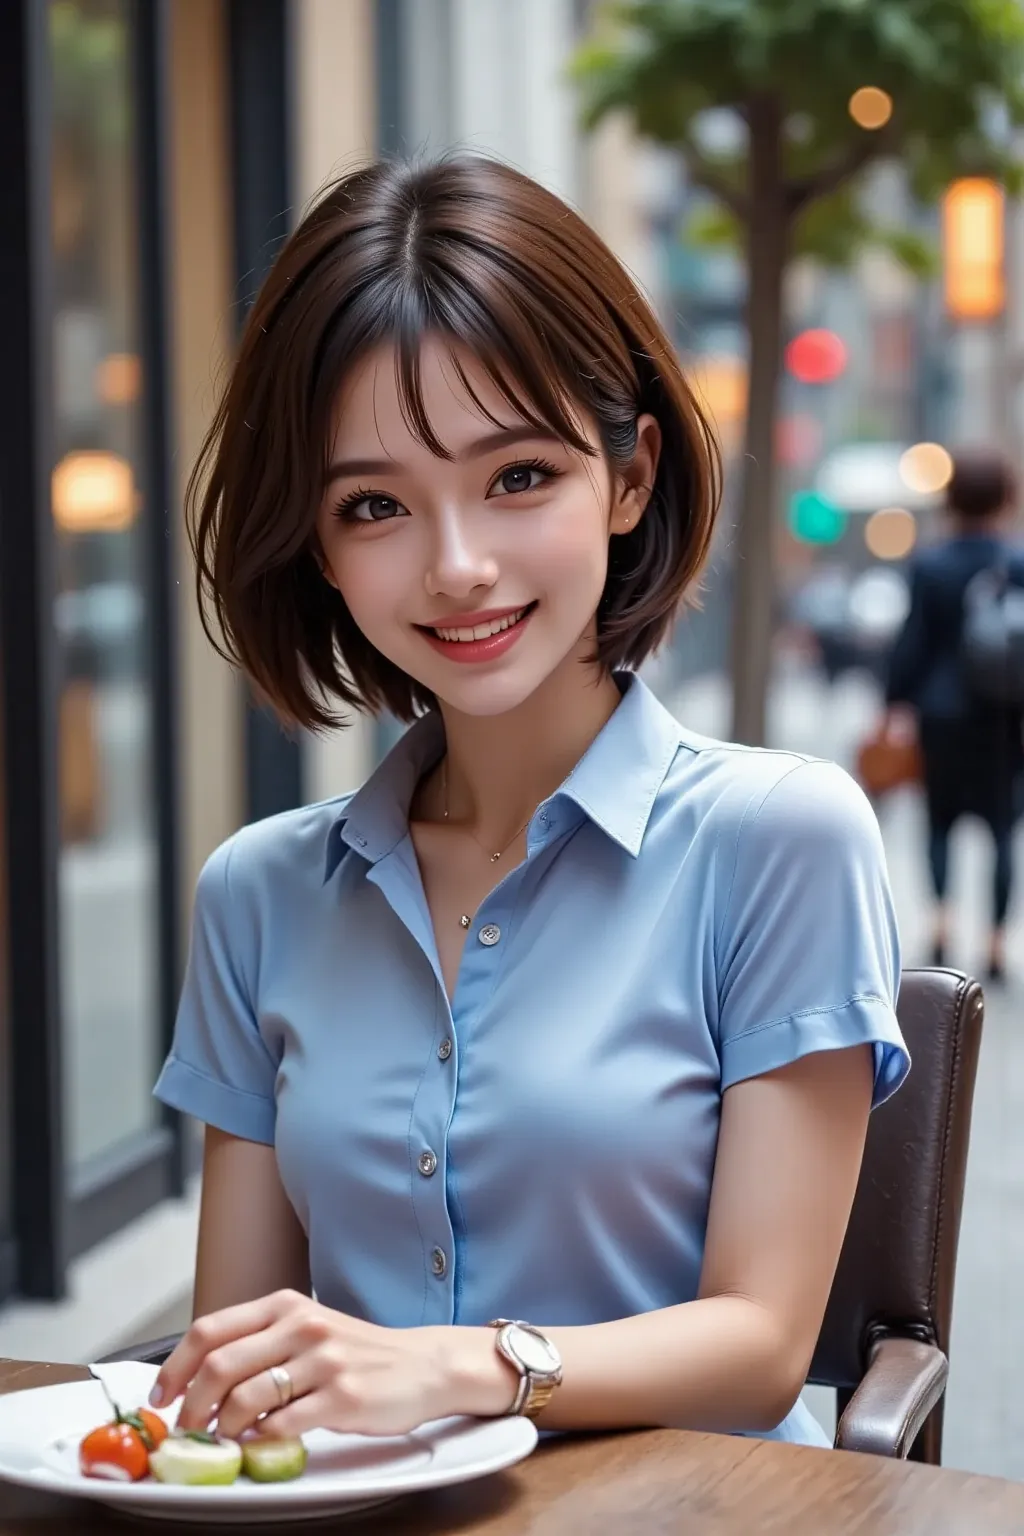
[332,487,401,523]
[331,456,563,524]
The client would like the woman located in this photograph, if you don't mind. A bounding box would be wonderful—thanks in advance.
[148,157,909,1447]
[886,449,1024,980]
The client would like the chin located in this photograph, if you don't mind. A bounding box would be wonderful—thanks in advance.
[427,669,548,719]
[396,644,567,720]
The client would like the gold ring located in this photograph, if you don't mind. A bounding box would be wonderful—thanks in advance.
[268,1364,294,1408]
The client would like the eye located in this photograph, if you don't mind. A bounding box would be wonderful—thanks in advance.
[488,459,561,498]
[333,489,408,524]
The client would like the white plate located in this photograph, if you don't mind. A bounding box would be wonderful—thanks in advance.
[0,1362,537,1524]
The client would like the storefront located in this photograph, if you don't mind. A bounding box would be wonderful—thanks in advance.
[0,0,380,1316]
[1,0,183,1302]
[0,0,618,1319]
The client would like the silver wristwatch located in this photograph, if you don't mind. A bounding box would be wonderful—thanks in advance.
[488,1318,563,1419]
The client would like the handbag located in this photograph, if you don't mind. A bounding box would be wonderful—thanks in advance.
[856,717,922,798]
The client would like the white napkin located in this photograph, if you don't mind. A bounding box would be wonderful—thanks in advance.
[85,1361,162,1412]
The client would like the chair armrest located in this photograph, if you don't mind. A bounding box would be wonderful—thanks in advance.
[95,1333,184,1367]
[834,1335,948,1458]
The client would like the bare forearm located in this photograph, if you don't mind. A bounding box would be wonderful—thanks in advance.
[453,1296,801,1435]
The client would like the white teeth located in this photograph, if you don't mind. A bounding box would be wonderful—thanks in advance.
[433,607,528,642]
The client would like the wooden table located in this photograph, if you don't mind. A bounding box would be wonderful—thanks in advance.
[1,1359,1022,1534]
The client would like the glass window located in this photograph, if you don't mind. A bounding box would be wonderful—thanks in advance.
[0,679,10,1257]
[50,0,161,1175]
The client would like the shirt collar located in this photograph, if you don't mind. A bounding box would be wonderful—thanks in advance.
[325,671,683,879]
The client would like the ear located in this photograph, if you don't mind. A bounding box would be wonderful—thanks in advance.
[609,413,661,536]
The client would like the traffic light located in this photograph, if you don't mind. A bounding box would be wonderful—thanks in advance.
[942,178,1005,322]
[784,329,848,385]
[789,490,847,545]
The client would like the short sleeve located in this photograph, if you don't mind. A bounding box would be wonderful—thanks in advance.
[716,759,910,1108]
[153,837,278,1143]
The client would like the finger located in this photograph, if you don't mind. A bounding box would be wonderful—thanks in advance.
[259,1382,420,1443]
[257,1388,337,1442]
[174,1321,297,1432]
[215,1354,312,1442]
[151,1294,287,1408]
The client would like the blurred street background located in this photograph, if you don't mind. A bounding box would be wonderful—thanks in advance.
[2,0,1024,1481]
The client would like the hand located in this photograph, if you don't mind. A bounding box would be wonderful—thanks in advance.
[148,1290,518,1440]
[882,704,916,742]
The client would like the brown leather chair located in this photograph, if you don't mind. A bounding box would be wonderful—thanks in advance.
[809,966,984,1462]
[103,968,984,1464]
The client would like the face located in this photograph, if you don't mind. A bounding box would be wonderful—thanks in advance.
[315,336,659,718]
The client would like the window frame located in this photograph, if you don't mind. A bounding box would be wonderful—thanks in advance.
[0,0,183,1301]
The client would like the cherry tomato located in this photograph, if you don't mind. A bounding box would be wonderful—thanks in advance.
[132,1409,169,1451]
[79,1421,150,1482]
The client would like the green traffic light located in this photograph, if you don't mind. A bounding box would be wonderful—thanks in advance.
[789,490,847,545]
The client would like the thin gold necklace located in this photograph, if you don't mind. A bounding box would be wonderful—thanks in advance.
[442,757,533,861]
[441,756,535,930]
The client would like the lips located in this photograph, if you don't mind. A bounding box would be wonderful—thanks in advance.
[417,602,538,665]
[428,606,531,643]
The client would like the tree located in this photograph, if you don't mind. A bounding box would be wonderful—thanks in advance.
[573,0,1024,745]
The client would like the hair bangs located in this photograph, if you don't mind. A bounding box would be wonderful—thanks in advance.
[384,268,600,465]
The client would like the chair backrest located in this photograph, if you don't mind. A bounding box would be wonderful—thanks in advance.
[811,967,984,1390]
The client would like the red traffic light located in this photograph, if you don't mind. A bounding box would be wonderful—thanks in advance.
[785,328,848,385]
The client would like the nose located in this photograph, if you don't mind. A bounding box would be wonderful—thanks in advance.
[424,507,499,599]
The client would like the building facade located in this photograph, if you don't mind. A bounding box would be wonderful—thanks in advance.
[0,0,648,1350]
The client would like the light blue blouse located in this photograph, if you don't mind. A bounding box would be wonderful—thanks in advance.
[154,672,910,1447]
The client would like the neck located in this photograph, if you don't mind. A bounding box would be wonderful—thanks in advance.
[430,644,623,847]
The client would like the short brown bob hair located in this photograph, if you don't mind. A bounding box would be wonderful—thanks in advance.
[190,154,721,729]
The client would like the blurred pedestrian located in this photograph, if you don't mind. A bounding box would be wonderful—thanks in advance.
[885,448,1024,980]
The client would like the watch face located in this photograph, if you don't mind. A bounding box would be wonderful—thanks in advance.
[507,1325,560,1375]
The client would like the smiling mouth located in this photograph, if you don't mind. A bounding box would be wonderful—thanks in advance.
[421,602,537,643]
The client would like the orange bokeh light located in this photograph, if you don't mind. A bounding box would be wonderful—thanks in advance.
[848,87,893,131]
[942,178,1005,321]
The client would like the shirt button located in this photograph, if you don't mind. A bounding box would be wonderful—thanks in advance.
[478,923,501,946]
[438,1037,452,1061]
[418,1149,437,1177]
[431,1247,447,1278]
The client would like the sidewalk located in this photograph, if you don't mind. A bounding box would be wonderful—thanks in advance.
[665,662,1024,1478]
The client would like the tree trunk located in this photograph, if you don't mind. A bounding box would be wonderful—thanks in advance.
[728,99,788,746]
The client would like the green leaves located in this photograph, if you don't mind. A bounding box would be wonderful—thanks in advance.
[573,0,1024,229]
[684,187,938,274]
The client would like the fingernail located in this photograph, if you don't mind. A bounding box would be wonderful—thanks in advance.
[148,1383,164,1407]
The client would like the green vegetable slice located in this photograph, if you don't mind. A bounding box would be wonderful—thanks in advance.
[241,1437,308,1483]
[148,1434,243,1486]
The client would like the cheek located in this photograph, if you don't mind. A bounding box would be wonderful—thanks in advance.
[327,540,409,647]
[531,495,610,597]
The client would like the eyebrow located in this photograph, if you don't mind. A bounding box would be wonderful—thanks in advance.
[324,425,563,484]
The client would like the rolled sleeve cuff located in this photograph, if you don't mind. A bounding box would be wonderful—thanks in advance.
[153,1056,277,1144]
[720,994,911,1110]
